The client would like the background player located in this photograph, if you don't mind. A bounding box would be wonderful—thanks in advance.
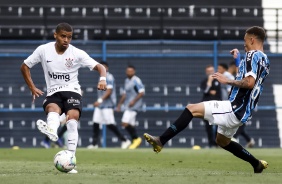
[20,22,107,173]
[144,26,269,173]
[87,61,131,149]
[200,65,221,148]
[117,65,145,149]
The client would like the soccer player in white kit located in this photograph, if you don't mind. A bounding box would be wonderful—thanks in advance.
[144,26,269,173]
[20,23,107,174]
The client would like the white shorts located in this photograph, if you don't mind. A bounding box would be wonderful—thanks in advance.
[121,110,137,126]
[93,108,115,125]
[203,100,242,138]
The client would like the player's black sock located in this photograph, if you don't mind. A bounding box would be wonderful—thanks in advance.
[92,123,100,145]
[58,125,67,138]
[125,125,138,140]
[107,124,127,142]
[222,141,259,168]
[160,108,193,145]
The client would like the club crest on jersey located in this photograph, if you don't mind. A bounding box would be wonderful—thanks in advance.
[65,58,74,69]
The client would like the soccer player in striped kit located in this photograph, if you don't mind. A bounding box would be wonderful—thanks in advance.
[144,26,269,173]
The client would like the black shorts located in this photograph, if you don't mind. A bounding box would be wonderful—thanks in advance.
[43,91,83,117]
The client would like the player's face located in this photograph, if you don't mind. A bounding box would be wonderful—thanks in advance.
[244,33,254,52]
[217,66,225,74]
[54,30,72,50]
[205,66,214,76]
[126,67,135,78]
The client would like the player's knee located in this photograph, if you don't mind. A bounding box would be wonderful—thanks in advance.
[216,135,230,147]
[186,103,204,117]
[121,122,128,127]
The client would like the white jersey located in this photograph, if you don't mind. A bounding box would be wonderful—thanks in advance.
[24,42,99,96]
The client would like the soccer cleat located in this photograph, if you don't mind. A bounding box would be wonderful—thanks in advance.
[67,169,78,174]
[87,144,99,149]
[254,160,268,173]
[246,138,255,148]
[121,139,131,149]
[128,137,142,149]
[143,133,163,153]
[36,119,58,142]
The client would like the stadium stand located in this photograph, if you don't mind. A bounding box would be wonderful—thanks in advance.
[0,5,263,40]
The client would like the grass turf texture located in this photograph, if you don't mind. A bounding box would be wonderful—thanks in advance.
[1,148,282,184]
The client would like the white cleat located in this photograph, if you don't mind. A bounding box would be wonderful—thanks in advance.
[67,169,78,174]
[36,119,58,142]
[121,139,131,149]
[87,144,99,149]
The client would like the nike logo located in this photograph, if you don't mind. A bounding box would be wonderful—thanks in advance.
[73,104,80,106]
[47,60,52,63]
[68,139,75,141]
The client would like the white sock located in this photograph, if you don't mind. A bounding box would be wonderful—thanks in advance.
[66,119,78,155]
[47,112,60,134]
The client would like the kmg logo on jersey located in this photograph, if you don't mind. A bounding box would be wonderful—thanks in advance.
[65,58,74,69]
[48,71,70,82]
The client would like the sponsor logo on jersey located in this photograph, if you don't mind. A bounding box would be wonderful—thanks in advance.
[48,71,70,82]
[65,58,74,69]
[47,60,52,63]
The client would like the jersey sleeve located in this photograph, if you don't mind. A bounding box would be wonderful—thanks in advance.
[245,51,258,80]
[78,49,99,70]
[106,74,114,89]
[134,77,145,93]
[23,45,43,68]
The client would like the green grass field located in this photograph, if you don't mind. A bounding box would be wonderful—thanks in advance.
[1,148,282,184]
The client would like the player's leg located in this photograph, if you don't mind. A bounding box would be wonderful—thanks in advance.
[204,120,216,148]
[103,108,130,148]
[144,103,199,152]
[216,130,266,173]
[66,109,79,154]
[87,108,102,149]
[122,110,142,149]
[37,96,62,141]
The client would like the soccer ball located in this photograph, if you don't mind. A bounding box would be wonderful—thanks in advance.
[54,150,76,172]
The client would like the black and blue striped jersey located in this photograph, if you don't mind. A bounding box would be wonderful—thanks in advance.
[229,50,270,123]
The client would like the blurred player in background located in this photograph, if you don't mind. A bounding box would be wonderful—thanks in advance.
[87,61,131,149]
[217,63,234,100]
[117,65,145,149]
[144,26,269,173]
[20,22,107,174]
[200,65,221,148]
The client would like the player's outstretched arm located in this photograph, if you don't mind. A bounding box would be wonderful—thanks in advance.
[20,63,44,102]
[93,64,107,91]
[212,72,255,89]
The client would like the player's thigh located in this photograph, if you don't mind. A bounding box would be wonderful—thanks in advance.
[93,108,105,124]
[217,125,239,139]
[203,100,241,128]
[62,92,82,119]
[43,93,63,114]
[101,108,115,125]
[122,110,137,125]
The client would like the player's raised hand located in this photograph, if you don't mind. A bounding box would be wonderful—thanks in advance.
[212,72,229,84]
[97,80,107,91]
[230,48,240,59]
[31,87,44,103]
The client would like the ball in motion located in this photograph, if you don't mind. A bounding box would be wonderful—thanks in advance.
[54,150,76,172]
